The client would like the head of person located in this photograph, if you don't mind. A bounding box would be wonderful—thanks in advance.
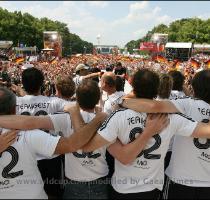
[0,87,16,115]
[192,69,210,103]
[55,75,75,100]
[116,76,124,92]
[75,64,89,76]
[158,73,173,99]
[76,79,100,111]
[22,67,44,95]
[168,70,185,91]
[132,69,159,99]
[100,72,116,94]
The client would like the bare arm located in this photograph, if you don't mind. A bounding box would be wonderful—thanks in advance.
[54,112,107,154]
[121,98,178,113]
[192,122,210,138]
[64,103,86,131]
[0,130,18,153]
[0,115,54,131]
[83,72,101,80]
[108,114,169,165]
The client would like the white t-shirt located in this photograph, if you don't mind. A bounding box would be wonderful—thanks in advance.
[169,90,186,100]
[49,112,109,182]
[103,91,125,115]
[16,95,70,116]
[0,129,60,199]
[98,108,197,193]
[73,75,84,87]
[166,97,210,187]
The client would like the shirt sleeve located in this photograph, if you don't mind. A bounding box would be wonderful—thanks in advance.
[170,114,198,137]
[98,112,119,142]
[49,113,72,137]
[25,129,61,157]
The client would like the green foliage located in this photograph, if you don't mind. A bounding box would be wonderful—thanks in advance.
[126,17,210,53]
[0,7,93,56]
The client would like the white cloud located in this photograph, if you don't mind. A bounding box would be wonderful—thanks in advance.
[0,1,173,47]
[198,13,210,20]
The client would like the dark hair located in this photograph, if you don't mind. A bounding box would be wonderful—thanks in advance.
[168,71,185,91]
[76,79,100,109]
[132,69,159,99]
[103,75,116,88]
[0,87,16,115]
[55,76,75,98]
[192,69,210,103]
[22,67,44,94]
[116,76,124,92]
[158,73,173,99]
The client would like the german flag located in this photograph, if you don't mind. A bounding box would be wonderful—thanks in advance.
[50,57,57,64]
[205,59,210,68]
[153,55,168,63]
[190,58,200,68]
[15,57,25,63]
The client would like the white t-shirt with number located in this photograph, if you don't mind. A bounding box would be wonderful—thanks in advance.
[0,129,60,199]
[49,112,109,182]
[16,95,70,116]
[166,97,210,187]
[98,108,197,194]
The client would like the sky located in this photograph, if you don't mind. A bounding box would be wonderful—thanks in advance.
[0,1,210,47]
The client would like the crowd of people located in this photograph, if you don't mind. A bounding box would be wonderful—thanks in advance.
[0,52,210,199]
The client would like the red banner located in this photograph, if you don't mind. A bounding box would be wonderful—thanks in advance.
[140,42,164,52]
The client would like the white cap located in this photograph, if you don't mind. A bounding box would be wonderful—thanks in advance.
[75,64,89,72]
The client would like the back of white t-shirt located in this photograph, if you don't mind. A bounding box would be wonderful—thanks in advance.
[0,129,60,199]
[166,97,210,187]
[49,111,109,182]
[98,109,197,193]
[16,95,70,116]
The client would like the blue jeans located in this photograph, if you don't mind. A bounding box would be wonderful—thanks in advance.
[63,177,109,199]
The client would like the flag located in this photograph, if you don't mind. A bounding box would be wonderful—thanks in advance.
[190,58,200,68]
[153,55,168,63]
[205,59,210,68]
[15,57,25,63]
[50,57,57,64]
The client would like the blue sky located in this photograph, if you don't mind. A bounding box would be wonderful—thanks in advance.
[0,1,210,47]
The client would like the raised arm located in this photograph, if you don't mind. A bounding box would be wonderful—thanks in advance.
[121,98,178,113]
[64,103,86,131]
[108,114,169,165]
[0,115,53,131]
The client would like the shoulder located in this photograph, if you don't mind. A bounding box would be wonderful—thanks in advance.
[99,108,128,131]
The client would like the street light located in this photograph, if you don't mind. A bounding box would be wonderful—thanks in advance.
[51,34,57,40]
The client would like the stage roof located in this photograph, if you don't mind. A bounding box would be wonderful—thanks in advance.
[165,42,192,48]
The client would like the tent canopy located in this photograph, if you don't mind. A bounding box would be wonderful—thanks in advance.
[165,42,192,49]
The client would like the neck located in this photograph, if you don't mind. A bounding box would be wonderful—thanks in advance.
[82,108,95,113]
[107,88,116,95]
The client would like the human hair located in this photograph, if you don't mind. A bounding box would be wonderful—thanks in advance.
[55,75,75,99]
[0,87,16,115]
[76,79,100,110]
[116,76,124,92]
[132,69,160,99]
[158,73,173,99]
[103,74,116,88]
[192,69,210,103]
[168,70,185,91]
[22,67,44,94]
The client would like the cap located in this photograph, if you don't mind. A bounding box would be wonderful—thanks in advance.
[75,64,89,72]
